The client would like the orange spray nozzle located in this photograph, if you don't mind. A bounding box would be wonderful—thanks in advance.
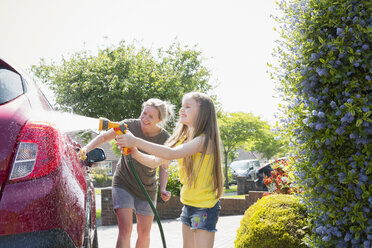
[98,117,130,155]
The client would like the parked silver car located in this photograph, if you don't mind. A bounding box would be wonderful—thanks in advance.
[229,159,260,184]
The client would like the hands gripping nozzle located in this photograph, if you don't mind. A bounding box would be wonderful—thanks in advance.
[98,117,130,155]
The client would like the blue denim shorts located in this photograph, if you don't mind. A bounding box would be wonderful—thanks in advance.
[180,201,221,232]
[112,187,156,216]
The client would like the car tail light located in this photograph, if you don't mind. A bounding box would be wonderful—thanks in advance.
[9,121,61,182]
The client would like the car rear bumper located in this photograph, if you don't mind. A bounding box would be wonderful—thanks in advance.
[0,229,77,248]
[0,165,87,246]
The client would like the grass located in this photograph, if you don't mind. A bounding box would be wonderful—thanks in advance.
[221,184,246,198]
[95,189,101,219]
[96,209,101,219]
[222,194,245,199]
[223,184,237,194]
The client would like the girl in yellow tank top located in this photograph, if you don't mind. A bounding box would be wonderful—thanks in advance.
[117,92,223,248]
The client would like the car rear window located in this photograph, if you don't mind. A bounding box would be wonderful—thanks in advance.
[251,160,260,169]
[231,161,249,170]
[0,68,24,104]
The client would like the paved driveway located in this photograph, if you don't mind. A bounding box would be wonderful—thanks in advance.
[97,214,244,248]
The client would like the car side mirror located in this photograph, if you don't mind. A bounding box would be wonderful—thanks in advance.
[86,148,106,167]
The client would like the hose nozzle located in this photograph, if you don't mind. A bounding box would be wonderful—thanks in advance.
[98,117,130,155]
[98,117,119,130]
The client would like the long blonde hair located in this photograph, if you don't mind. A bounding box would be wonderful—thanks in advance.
[166,92,223,198]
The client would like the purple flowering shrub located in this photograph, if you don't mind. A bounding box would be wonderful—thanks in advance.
[271,0,371,247]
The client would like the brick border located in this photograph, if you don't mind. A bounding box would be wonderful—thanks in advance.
[101,188,265,226]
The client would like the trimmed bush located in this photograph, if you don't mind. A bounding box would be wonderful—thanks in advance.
[90,167,112,187]
[234,194,309,248]
[271,0,371,247]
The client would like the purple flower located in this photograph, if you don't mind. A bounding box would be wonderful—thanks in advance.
[316,67,328,76]
[315,123,324,130]
[336,127,345,135]
[322,235,331,242]
[330,101,337,109]
[362,44,370,50]
[359,174,368,183]
[310,53,320,61]
[338,52,347,58]
[344,232,352,242]
[341,112,354,123]
[336,28,343,36]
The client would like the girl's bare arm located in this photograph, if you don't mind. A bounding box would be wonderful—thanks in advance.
[116,132,205,160]
[129,148,168,168]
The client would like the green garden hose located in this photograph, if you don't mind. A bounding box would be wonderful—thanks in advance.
[125,154,167,248]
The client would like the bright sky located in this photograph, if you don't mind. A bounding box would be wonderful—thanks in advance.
[1,0,281,123]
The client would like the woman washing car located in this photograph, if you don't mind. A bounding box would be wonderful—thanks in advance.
[80,98,174,248]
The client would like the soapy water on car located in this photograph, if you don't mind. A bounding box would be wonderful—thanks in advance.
[30,110,101,133]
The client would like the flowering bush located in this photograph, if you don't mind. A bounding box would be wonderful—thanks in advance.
[235,194,309,248]
[264,159,299,194]
[271,0,371,247]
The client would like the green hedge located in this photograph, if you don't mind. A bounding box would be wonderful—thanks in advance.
[272,0,371,247]
[90,167,112,187]
[235,194,309,248]
[157,161,182,200]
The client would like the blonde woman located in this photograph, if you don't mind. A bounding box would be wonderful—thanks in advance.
[81,98,174,248]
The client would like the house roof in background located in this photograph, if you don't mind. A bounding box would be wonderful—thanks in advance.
[236,148,264,161]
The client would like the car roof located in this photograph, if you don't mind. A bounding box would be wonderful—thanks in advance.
[230,159,259,164]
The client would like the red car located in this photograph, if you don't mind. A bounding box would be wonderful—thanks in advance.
[0,58,102,247]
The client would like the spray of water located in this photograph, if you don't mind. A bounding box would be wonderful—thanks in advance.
[30,110,101,133]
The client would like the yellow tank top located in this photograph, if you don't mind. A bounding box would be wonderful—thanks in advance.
[176,137,219,208]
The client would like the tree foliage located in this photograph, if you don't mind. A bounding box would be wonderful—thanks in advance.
[218,112,285,187]
[272,0,371,247]
[253,123,289,160]
[31,40,215,124]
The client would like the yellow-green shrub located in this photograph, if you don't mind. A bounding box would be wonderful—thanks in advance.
[234,194,309,248]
